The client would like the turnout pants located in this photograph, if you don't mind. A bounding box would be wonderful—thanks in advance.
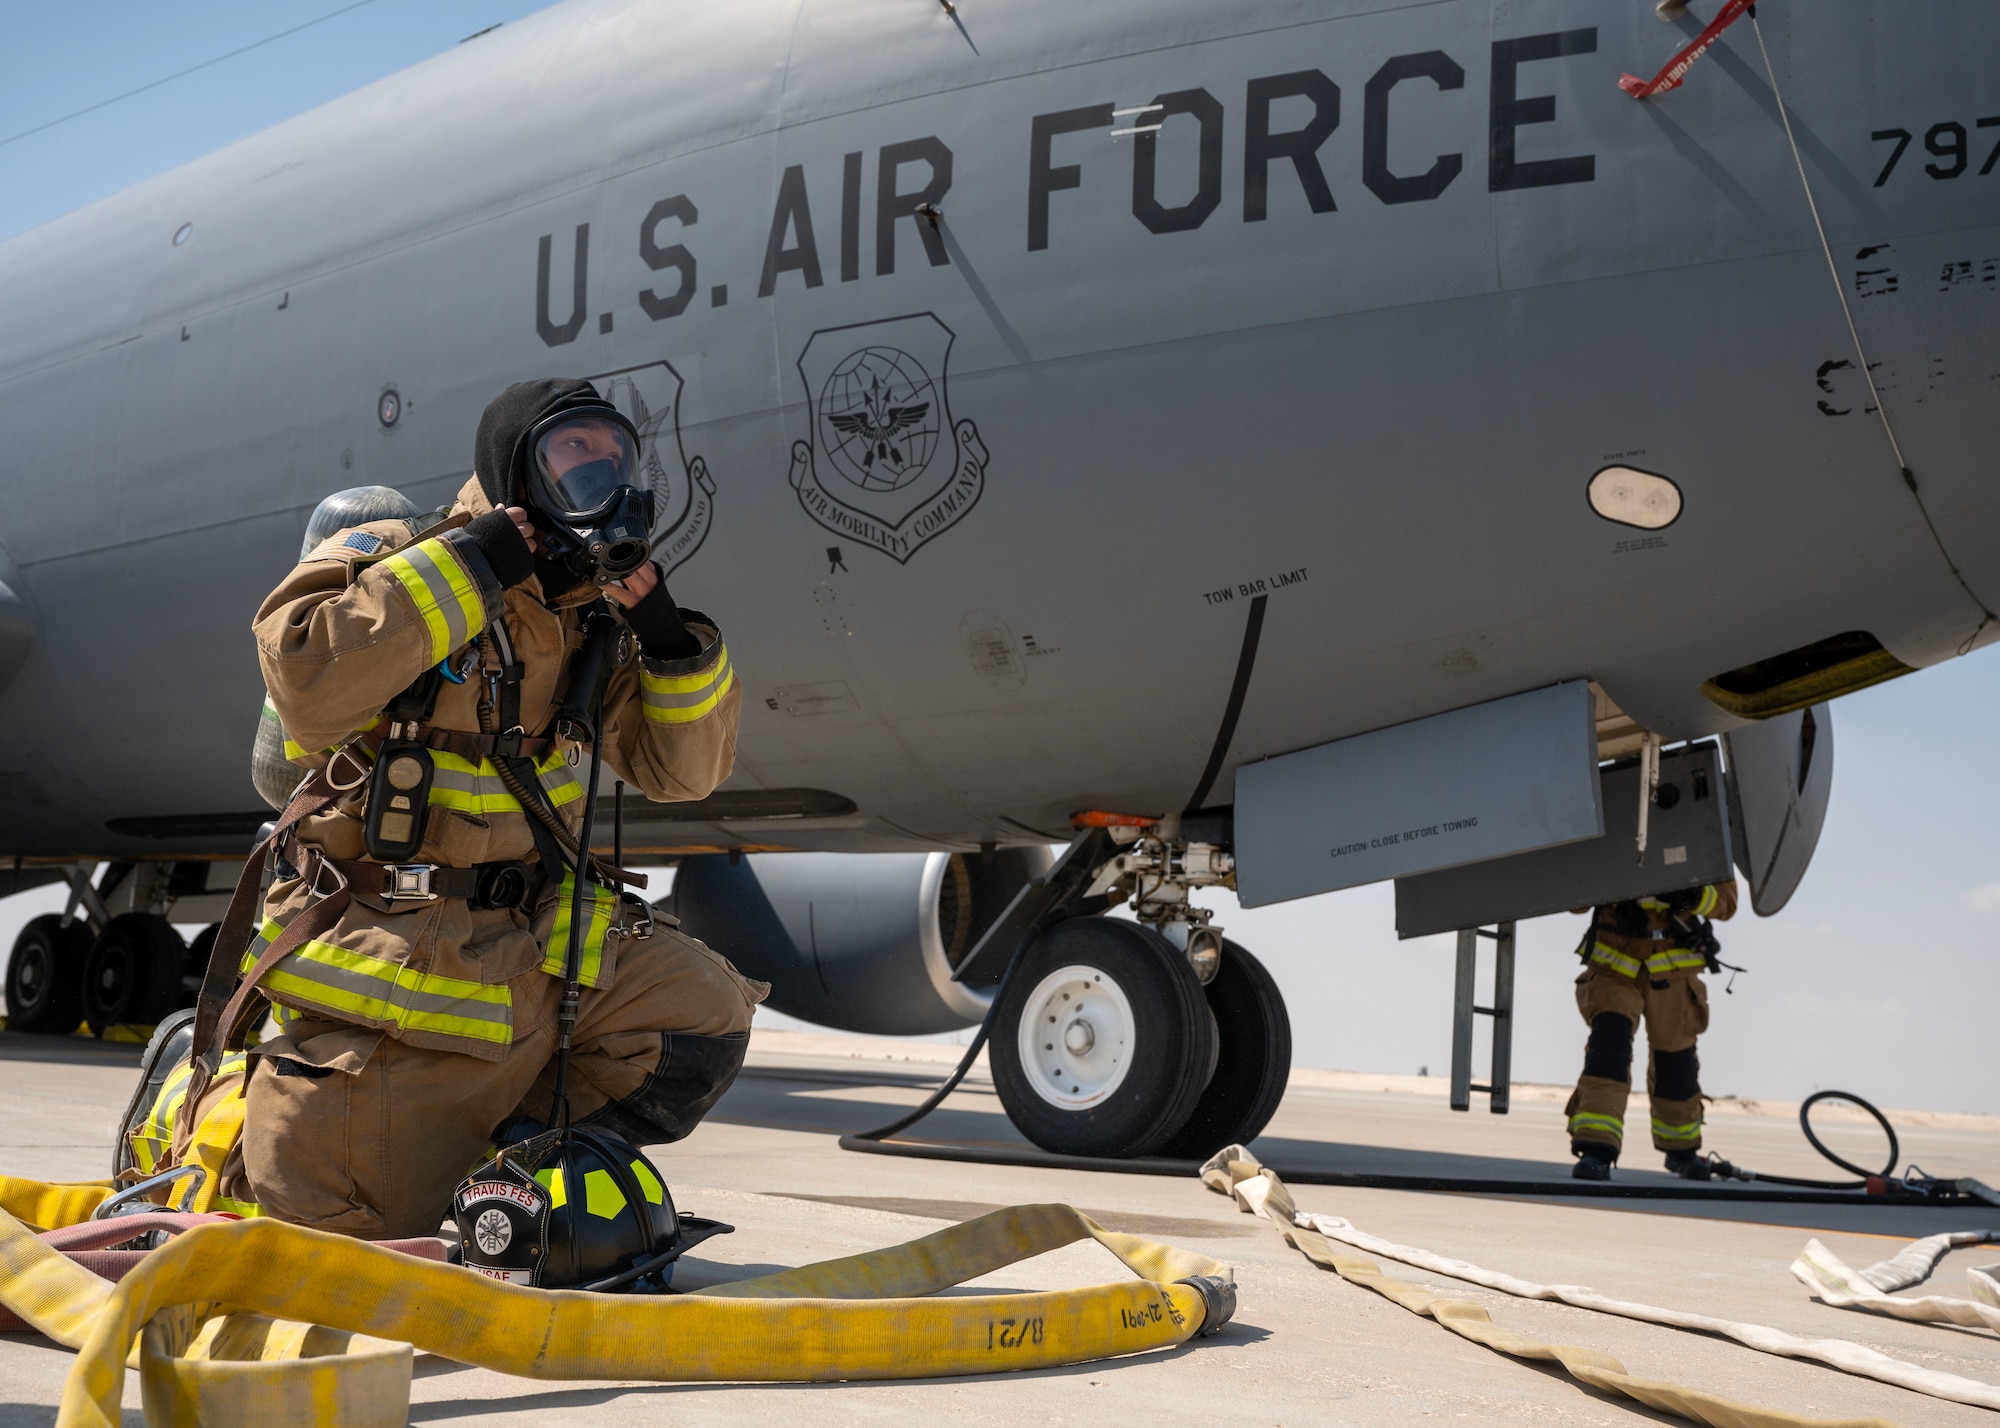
[241,925,767,1239]
[1564,963,1710,1159]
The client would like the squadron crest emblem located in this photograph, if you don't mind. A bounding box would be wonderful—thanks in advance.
[586,360,716,578]
[789,312,988,563]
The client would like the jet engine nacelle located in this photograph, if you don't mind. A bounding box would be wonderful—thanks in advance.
[669,848,1052,1036]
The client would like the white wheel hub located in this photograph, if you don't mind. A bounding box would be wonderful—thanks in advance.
[1017,964,1135,1109]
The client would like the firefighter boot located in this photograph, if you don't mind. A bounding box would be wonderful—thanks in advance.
[1664,1149,1714,1180]
[1573,1144,1616,1181]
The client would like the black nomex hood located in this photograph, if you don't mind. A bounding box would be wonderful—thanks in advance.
[473,377,608,510]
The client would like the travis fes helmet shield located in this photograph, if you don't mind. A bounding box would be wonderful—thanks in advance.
[453,1126,729,1291]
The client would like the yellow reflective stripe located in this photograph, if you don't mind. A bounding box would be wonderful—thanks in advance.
[642,643,730,693]
[262,697,310,762]
[424,750,581,814]
[1589,943,1642,976]
[641,646,733,724]
[544,872,615,989]
[1645,949,1708,973]
[131,1051,247,1178]
[211,1196,264,1218]
[538,752,584,808]
[1693,885,1718,916]
[429,751,521,815]
[239,919,281,973]
[251,924,511,1046]
[275,711,380,765]
[380,536,484,663]
[1568,1112,1624,1140]
[1651,1116,1702,1141]
[131,1065,196,1176]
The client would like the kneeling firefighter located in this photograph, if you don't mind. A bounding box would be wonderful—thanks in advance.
[1565,879,1737,1181]
[170,378,767,1248]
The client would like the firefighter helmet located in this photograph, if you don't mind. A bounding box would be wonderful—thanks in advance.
[454,1125,690,1291]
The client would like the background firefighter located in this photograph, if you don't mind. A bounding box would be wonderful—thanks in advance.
[228,378,766,1239]
[1565,881,1738,1182]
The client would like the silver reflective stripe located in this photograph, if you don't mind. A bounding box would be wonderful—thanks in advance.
[538,759,583,807]
[430,764,482,797]
[261,946,513,1043]
[399,541,472,654]
[640,648,733,725]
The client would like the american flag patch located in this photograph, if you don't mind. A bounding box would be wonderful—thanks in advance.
[341,530,384,554]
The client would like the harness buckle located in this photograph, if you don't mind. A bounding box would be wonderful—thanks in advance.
[495,726,525,760]
[612,892,655,941]
[384,864,439,901]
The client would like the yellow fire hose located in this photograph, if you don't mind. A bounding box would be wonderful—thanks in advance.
[0,1175,1232,1428]
[1199,1149,1911,1428]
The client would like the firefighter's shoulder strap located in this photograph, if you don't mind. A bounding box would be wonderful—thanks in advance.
[188,594,465,1117]
[175,766,354,1148]
[1574,906,1601,962]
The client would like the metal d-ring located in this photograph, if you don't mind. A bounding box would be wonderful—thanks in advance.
[325,744,372,791]
[93,1165,209,1218]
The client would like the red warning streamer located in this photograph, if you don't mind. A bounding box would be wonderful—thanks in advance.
[1619,0,1756,99]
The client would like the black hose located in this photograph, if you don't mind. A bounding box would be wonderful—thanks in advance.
[1800,1089,1899,1179]
[546,687,607,1130]
[852,911,1053,1143]
[834,1135,1953,1204]
[1699,1088,1901,1190]
[848,1060,1947,1203]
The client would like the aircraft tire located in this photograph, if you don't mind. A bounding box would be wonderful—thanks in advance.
[82,913,186,1036]
[1156,939,1292,1160]
[991,917,1216,1159]
[183,923,221,1002]
[4,914,92,1036]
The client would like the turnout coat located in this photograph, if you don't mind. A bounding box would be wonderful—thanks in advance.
[249,475,739,1060]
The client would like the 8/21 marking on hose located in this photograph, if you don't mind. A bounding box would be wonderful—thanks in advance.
[987,1316,1045,1349]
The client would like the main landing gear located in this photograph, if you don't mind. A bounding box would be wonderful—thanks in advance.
[985,823,1291,1161]
[3,862,221,1037]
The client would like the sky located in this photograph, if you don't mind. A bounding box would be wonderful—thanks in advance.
[0,1,552,244]
[2,3,1996,1117]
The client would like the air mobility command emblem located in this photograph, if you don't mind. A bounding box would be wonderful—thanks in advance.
[789,312,988,564]
[588,359,716,578]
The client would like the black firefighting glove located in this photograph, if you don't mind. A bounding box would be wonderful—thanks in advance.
[620,569,704,662]
[463,510,537,589]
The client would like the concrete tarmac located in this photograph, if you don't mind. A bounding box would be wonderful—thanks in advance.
[3,1025,1997,1426]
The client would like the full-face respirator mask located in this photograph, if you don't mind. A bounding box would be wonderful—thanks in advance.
[522,404,656,584]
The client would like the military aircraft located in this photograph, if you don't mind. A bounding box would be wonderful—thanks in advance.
[1,0,1994,1158]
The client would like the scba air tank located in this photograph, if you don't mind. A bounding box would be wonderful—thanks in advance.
[250,486,428,810]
